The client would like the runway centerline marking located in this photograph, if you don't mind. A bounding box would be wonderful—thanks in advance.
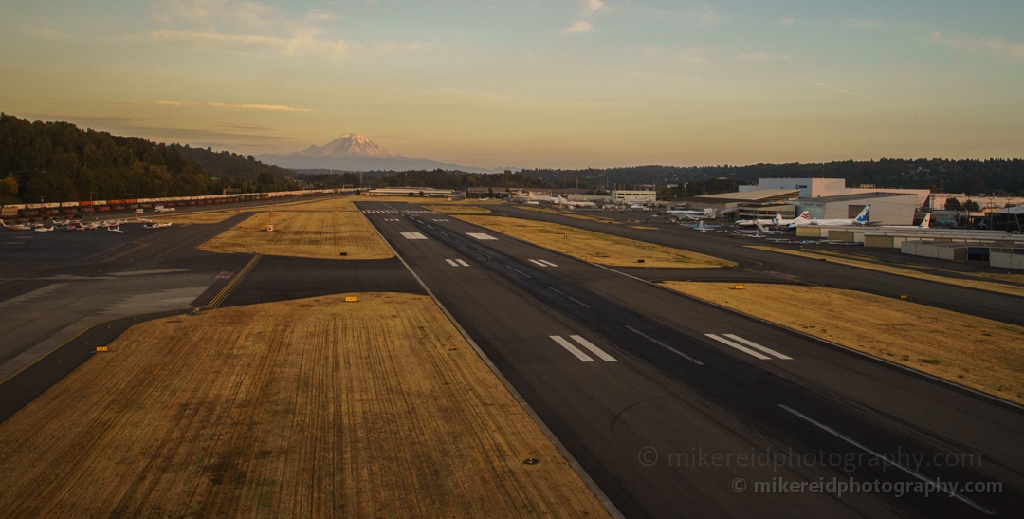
[400,232,428,240]
[569,335,616,361]
[467,232,498,240]
[550,335,594,361]
[626,325,704,365]
[778,404,995,515]
[549,287,590,308]
[504,264,531,278]
[723,334,792,360]
[705,334,772,360]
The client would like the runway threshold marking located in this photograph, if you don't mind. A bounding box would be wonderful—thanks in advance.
[778,404,995,515]
[550,335,616,362]
[401,232,428,240]
[467,232,498,240]
[626,325,703,365]
[705,334,790,360]
[529,259,559,268]
[723,334,792,360]
[569,335,616,361]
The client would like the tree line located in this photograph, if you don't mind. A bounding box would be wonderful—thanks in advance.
[0,114,297,204]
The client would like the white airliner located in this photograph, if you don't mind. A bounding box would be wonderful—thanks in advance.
[880,213,931,230]
[1,219,32,231]
[768,212,812,227]
[790,206,871,228]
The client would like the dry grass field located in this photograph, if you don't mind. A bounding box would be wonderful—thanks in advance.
[663,282,1024,405]
[200,199,393,260]
[458,215,735,268]
[747,246,1024,298]
[424,205,492,214]
[514,205,621,224]
[352,195,506,205]
[147,209,241,224]
[0,293,610,518]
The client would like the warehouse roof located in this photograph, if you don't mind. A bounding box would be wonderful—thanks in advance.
[694,189,799,201]
[797,192,916,203]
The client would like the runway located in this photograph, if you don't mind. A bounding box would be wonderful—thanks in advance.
[359,200,1024,518]
[485,205,1024,327]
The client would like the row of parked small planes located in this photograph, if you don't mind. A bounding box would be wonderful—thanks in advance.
[1,216,173,233]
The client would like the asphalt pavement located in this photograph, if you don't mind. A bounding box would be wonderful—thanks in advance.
[358,200,1024,519]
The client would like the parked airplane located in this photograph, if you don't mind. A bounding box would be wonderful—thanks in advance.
[144,222,173,229]
[33,226,54,233]
[136,215,155,224]
[108,225,124,233]
[735,216,776,227]
[790,206,871,228]
[690,220,724,232]
[0,219,32,231]
[153,205,175,213]
[770,212,812,226]
[880,213,931,230]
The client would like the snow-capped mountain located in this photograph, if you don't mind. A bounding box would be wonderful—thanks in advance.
[257,134,516,174]
[298,134,395,159]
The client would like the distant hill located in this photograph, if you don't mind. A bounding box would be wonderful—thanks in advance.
[0,113,297,203]
[257,134,516,174]
[171,144,297,184]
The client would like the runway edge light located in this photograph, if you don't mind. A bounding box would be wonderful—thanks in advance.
[345,296,358,302]
[96,346,108,352]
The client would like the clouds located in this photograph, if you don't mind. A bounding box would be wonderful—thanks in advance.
[130,100,313,112]
[931,31,1024,65]
[562,0,608,35]
[150,28,350,56]
[151,0,351,57]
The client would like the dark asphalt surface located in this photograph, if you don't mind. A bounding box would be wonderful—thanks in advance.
[358,200,1024,519]
[487,205,1024,327]
[4,196,1022,518]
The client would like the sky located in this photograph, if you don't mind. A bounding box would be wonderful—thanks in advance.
[1,0,1023,169]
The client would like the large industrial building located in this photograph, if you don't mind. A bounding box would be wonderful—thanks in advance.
[740,177,930,207]
[790,192,919,225]
[681,189,799,219]
[610,190,657,204]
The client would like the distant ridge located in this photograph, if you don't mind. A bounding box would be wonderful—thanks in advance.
[257,134,516,174]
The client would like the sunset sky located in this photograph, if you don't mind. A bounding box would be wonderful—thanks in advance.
[2,0,1022,169]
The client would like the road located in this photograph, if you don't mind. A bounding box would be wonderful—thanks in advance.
[358,200,1024,518]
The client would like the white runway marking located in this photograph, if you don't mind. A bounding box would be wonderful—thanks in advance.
[626,325,703,365]
[778,404,994,514]
[400,232,428,240]
[467,232,497,240]
[529,259,546,267]
[569,335,616,361]
[705,334,772,360]
[723,334,792,360]
[550,335,594,361]
[538,260,558,267]
[456,259,469,267]
[446,259,459,267]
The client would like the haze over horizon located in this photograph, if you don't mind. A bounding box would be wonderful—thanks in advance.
[2,1,1022,170]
